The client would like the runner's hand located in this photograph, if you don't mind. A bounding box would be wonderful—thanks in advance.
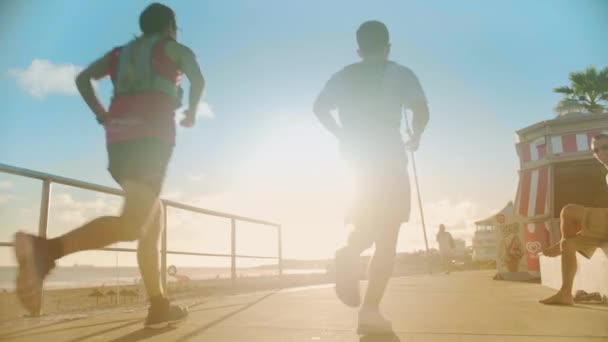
[180,110,196,128]
[95,112,108,125]
[405,133,421,152]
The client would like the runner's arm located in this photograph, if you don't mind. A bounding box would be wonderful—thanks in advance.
[166,42,205,118]
[75,53,111,123]
[403,70,429,151]
[409,99,429,140]
[313,74,343,140]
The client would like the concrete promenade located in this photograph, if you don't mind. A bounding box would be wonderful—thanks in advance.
[1,270,607,341]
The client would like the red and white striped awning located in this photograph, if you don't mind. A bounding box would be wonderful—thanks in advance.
[516,166,549,218]
[519,130,601,163]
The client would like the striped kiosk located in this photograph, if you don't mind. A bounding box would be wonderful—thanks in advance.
[515,111,608,280]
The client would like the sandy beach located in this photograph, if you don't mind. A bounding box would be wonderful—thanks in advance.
[0,272,333,322]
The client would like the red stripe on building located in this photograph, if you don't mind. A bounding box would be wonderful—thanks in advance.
[537,144,547,160]
[520,143,531,163]
[534,167,548,216]
[518,171,531,216]
[562,134,577,153]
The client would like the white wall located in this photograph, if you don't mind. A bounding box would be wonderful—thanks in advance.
[540,244,608,296]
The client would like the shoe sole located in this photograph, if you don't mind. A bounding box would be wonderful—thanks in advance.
[14,232,42,316]
[334,250,360,307]
[145,317,188,330]
[357,324,393,335]
[334,286,360,307]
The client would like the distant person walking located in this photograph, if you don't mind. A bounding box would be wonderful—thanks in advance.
[314,20,429,334]
[436,224,454,274]
[14,3,205,329]
[540,133,608,305]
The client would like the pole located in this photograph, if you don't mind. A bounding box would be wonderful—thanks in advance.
[404,115,432,274]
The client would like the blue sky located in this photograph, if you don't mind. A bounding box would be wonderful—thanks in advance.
[0,0,607,266]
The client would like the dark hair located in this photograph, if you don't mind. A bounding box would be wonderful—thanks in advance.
[593,133,608,141]
[356,21,389,54]
[139,3,176,35]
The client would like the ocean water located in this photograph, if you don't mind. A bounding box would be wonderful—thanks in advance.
[0,266,325,291]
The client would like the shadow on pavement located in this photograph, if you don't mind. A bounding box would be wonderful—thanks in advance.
[0,318,141,340]
[107,326,178,342]
[174,291,278,342]
[360,331,401,342]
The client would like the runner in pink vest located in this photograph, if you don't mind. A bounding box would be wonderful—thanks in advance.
[13,3,205,328]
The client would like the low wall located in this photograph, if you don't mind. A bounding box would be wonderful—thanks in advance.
[540,244,608,296]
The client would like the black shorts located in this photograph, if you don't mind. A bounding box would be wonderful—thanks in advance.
[107,138,173,196]
[343,142,411,225]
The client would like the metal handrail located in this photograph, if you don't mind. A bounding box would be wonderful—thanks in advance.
[0,162,283,290]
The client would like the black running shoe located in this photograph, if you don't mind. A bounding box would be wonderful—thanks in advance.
[144,299,189,329]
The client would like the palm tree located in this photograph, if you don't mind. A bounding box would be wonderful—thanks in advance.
[554,66,608,114]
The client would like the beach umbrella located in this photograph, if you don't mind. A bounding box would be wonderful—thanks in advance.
[125,289,138,303]
[106,290,117,304]
[119,289,130,304]
[119,289,138,303]
[88,289,104,306]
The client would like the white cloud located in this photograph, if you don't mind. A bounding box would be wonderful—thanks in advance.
[196,102,214,119]
[414,199,482,229]
[0,181,15,205]
[187,173,206,183]
[163,190,185,201]
[0,194,14,205]
[53,193,108,210]
[51,192,121,218]
[403,198,497,249]
[8,59,83,99]
[0,181,13,190]
[176,102,214,122]
[56,210,87,225]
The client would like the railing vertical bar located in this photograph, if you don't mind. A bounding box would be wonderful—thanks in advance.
[231,218,237,286]
[35,179,52,316]
[278,225,283,279]
[161,201,168,291]
[38,180,52,238]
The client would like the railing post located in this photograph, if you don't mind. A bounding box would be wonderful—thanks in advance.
[36,179,52,316]
[161,202,168,291]
[38,180,52,238]
[278,225,283,279]
[231,218,236,286]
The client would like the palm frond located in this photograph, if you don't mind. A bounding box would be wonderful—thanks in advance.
[553,86,573,95]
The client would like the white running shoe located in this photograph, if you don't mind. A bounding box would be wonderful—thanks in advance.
[357,308,393,335]
[334,247,360,307]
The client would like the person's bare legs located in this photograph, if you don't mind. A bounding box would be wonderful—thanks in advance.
[540,204,584,305]
[440,253,452,274]
[137,199,165,299]
[58,180,158,256]
[334,222,375,307]
[361,223,400,311]
[14,180,158,315]
[542,204,583,258]
[347,222,376,255]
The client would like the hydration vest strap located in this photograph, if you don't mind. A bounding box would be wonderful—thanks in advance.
[113,35,178,101]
